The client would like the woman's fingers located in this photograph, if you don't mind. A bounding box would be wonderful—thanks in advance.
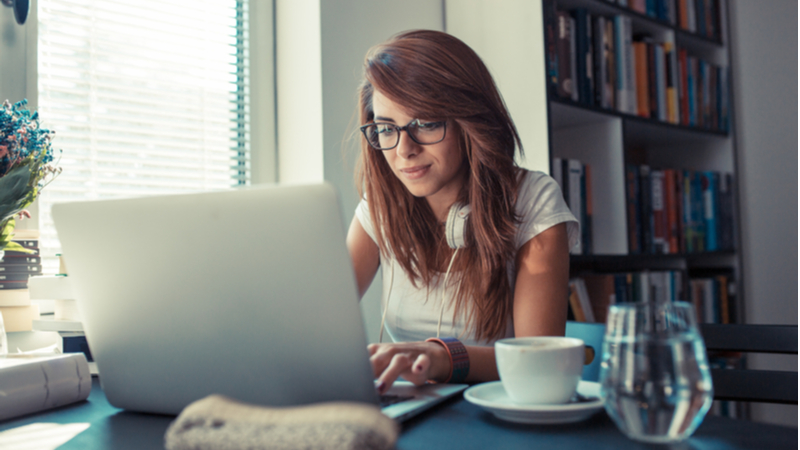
[375,353,412,394]
[368,342,441,393]
[367,343,380,356]
[369,346,394,378]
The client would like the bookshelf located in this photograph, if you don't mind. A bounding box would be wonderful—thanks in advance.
[448,0,744,419]
[541,0,740,321]
[449,0,740,316]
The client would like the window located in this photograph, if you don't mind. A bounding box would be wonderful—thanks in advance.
[36,0,250,274]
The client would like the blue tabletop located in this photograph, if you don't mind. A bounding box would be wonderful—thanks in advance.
[1,378,796,450]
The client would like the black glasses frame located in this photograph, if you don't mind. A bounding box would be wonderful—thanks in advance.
[359,119,447,151]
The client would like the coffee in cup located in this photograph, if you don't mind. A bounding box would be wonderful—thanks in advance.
[495,336,585,404]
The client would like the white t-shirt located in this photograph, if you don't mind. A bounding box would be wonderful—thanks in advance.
[355,169,579,347]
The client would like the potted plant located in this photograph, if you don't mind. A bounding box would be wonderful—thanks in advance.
[0,99,61,258]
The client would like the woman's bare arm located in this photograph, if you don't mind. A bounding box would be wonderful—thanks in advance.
[512,222,571,337]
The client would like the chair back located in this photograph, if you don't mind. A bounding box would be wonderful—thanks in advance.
[700,324,798,404]
[565,321,606,382]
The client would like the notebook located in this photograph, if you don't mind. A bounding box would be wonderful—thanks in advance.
[51,182,466,421]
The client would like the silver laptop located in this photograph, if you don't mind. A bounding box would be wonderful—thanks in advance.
[51,183,466,421]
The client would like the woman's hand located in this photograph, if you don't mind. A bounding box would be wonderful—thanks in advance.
[368,341,451,394]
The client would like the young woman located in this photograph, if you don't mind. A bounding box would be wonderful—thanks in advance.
[346,30,580,394]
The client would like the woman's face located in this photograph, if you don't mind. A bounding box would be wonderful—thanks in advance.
[371,90,467,215]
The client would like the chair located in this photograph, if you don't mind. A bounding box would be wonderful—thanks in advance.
[565,321,606,382]
[699,324,798,405]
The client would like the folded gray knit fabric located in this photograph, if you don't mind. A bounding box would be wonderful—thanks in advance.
[164,395,399,450]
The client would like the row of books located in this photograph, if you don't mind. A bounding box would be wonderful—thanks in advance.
[689,274,736,324]
[551,158,593,255]
[568,270,684,323]
[610,0,723,41]
[1,232,44,332]
[544,3,729,131]
[568,270,736,324]
[626,165,735,254]
[0,238,42,290]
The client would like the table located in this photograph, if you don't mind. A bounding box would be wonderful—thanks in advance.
[1,378,796,450]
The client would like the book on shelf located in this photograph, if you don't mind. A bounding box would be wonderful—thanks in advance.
[0,254,41,265]
[555,158,593,255]
[568,279,596,322]
[0,281,28,290]
[633,39,649,117]
[0,304,40,332]
[567,159,584,254]
[0,272,30,282]
[544,0,560,98]
[592,15,605,106]
[0,288,31,307]
[568,281,585,322]
[556,10,575,100]
[626,165,641,254]
[0,263,42,274]
[568,16,579,102]
[614,15,636,114]
[603,17,616,109]
[650,169,668,253]
[582,164,593,255]
[702,171,718,251]
[2,247,40,256]
[0,353,91,422]
[639,165,653,254]
[10,239,38,249]
[664,169,681,253]
[582,274,617,323]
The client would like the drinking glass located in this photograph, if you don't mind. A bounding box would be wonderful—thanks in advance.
[599,301,713,444]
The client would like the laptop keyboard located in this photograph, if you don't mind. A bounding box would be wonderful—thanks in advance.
[380,394,414,407]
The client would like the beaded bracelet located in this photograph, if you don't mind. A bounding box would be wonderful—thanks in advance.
[425,337,470,384]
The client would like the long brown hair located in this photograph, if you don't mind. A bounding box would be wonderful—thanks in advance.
[355,30,523,343]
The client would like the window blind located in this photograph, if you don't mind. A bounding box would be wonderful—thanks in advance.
[36,0,250,274]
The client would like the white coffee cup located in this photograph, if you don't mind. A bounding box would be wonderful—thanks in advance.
[495,336,585,405]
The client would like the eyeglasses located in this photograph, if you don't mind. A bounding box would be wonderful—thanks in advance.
[360,119,447,151]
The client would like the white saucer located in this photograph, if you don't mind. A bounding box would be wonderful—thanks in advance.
[464,381,604,424]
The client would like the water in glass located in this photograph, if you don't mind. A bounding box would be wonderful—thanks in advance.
[600,302,713,444]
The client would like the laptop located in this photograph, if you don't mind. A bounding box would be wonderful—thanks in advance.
[51,183,466,421]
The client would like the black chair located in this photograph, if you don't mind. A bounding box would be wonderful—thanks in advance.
[699,324,798,405]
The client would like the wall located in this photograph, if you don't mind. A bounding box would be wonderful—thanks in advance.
[445,0,550,173]
[275,0,444,343]
[728,0,798,427]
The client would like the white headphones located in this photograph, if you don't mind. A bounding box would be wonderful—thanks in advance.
[378,202,471,343]
[445,203,471,249]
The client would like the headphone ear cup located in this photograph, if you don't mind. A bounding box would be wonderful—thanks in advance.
[445,203,471,249]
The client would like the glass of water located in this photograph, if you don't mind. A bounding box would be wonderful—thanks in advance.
[599,301,713,444]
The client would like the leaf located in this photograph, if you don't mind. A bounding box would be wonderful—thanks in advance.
[0,162,35,220]
[2,240,33,254]
[0,218,14,249]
